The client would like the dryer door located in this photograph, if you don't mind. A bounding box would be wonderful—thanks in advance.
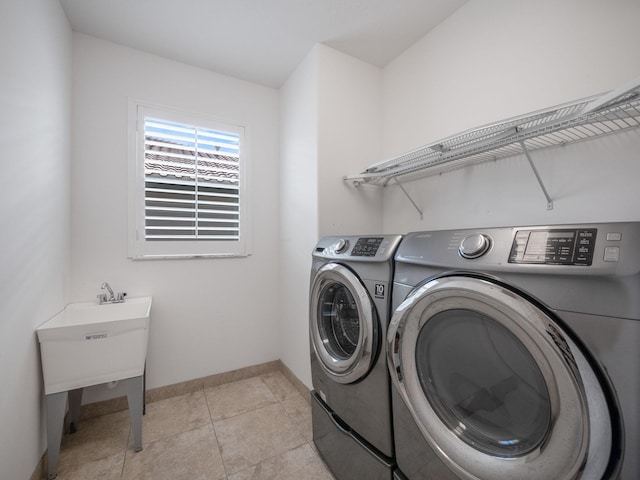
[310,263,378,384]
[388,274,614,480]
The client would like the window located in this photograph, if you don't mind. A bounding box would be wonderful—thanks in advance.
[128,101,250,258]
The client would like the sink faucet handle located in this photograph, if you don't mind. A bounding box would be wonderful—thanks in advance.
[101,282,116,301]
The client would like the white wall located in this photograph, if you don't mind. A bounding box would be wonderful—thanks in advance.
[279,47,320,387]
[0,0,72,477]
[381,0,640,233]
[70,34,281,401]
[279,45,383,387]
[317,45,384,236]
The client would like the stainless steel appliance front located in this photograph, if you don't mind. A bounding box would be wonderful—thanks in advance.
[389,223,640,480]
[310,234,402,480]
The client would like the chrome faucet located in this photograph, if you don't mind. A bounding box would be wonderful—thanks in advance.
[102,282,115,301]
[97,282,126,304]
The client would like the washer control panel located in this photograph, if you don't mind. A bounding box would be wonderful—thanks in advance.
[314,235,403,262]
[508,228,597,266]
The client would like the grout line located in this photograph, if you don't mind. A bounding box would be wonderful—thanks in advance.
[258,372,312,443]
[119,444,127,480]
[203,382,229,479]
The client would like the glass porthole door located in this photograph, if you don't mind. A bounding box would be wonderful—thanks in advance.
[388,275,612,480]
[416,308,552,458]
[310,263,378,384]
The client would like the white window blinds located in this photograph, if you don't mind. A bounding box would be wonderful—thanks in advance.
[128,101,250,259]
[143,118,241,241]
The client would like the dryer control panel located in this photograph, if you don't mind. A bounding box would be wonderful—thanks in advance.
[508,228,597,266]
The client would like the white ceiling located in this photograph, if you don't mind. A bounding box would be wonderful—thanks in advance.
[59,0,467,88]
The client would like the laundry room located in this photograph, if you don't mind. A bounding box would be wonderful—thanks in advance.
[2,0,639,479]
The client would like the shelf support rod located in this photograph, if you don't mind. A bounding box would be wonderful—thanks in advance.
[520,141,553,210]
[393,177,423,219]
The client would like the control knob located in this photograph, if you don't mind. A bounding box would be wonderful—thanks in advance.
[334,239,349,254]
[459,234,491,259]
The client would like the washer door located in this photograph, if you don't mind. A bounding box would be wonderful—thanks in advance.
[310,263,378,384]
[388,275,613,480]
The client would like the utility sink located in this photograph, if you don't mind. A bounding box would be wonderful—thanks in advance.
[37,296,152,395]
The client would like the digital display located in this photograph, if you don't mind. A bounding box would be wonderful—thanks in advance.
[351,237,384,257]
[508,229,596,265]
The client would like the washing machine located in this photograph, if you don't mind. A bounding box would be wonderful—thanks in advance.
[387,223,640,480]
[310,235,402,480]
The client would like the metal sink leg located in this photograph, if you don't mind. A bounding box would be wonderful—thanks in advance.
[45,392,67,480]
[68,388,83,433]
[125,375,144,452]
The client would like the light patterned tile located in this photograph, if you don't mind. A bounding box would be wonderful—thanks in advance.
[261,371,301,402]
[204,376,277,421]
[281,393,313,442]
[135,390,211,446]
[214,403,306,474]
[55,451,124,480]
[227,443,335,480]
[58,410,130,470]
[122,424,225,480]
[50,367,325,480]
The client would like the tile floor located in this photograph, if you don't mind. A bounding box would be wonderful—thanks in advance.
[53,372,336,479]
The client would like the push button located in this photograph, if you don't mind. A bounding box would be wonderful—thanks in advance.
[606,232,622,241]
[604,246,620,262]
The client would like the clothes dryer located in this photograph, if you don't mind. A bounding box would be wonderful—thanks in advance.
[388,223,639,480]
[310,235,402,480]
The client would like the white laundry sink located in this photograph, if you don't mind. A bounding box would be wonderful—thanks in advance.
[37,296,152,395]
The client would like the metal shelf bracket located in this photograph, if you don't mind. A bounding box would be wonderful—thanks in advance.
[520,141,553,210]
[394,178,424,219]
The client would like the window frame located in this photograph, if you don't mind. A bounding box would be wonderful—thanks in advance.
[127,99,252,259]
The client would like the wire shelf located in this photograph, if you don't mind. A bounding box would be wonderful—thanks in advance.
[345,77,640,187]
